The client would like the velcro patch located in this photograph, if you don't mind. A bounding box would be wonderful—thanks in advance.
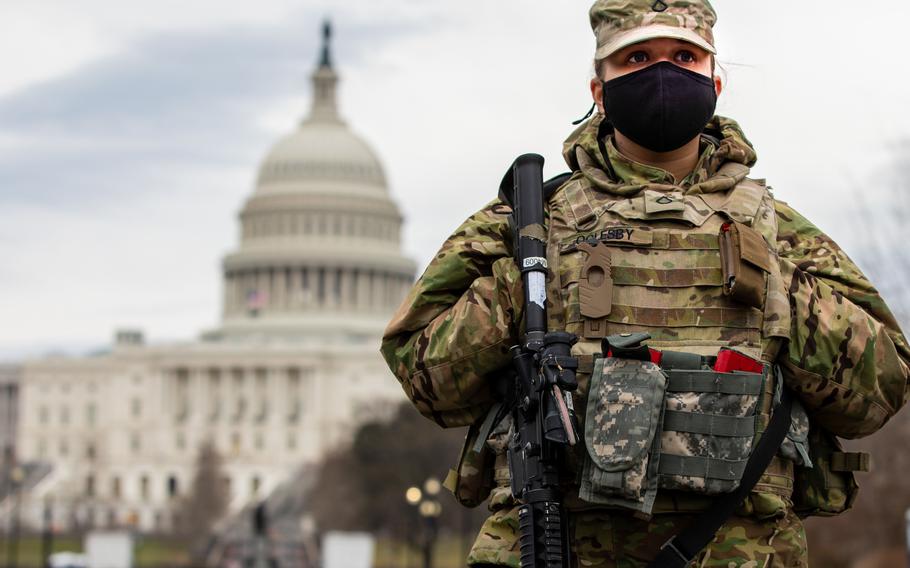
[563,227,653,250]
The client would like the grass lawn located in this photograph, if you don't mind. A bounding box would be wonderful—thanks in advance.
[0,536,191,567]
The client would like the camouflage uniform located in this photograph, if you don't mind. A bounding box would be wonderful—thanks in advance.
[381,1,910,566]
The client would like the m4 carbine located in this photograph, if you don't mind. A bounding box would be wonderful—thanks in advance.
[499,154,579,568]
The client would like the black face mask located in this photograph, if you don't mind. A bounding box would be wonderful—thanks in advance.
[602,61,717,153]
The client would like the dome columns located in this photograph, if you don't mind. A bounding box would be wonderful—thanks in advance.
[222,264,411,318]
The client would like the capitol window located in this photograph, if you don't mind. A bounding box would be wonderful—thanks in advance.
[287,398,301,423]
[131,398,142,418]
[140,475,150,501]
[130,433,141,453]
[233,398,246,422]
[86,403,96,427]
[255,400,268,423]
[209,398,221,422]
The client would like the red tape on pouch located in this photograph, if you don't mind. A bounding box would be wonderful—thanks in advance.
[714,348,764,374]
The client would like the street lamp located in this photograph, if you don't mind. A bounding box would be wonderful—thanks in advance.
[42,499,54,568]
[7,465,24,568]
[404,477,442,568]
[405,486,422,506]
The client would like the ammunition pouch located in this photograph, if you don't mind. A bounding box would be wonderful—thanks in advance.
[579,358,667,514]
[579,350,767,516]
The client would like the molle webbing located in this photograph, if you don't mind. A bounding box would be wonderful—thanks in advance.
[666,370,763,396]
[659,454,749,482]
[610,267,724,288]
[831,452,870,473]
[604,305,762,329]
[660,367,762,485]
[663,410,756,437]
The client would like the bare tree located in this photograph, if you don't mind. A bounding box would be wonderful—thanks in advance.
[306,402,488,545]
[173,441,230,554]
[851,140,910,329]
[808,142,910,566]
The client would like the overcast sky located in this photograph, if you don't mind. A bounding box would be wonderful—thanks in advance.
[2,1,909,359]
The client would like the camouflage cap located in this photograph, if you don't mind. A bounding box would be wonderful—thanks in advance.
[590,0,717,60]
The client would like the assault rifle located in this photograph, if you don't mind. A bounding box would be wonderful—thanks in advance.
[499,154,579,568]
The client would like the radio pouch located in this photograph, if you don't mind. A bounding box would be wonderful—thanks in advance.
[719,221,771,308]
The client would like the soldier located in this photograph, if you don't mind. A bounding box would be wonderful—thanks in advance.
[382,1,910,566]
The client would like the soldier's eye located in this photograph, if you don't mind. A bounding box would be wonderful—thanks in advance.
[627,51,649,64]
[676,50,696,64]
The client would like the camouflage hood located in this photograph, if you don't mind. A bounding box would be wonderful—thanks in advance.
[562,114,758,196]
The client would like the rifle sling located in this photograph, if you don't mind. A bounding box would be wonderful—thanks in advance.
[648,387,794,568]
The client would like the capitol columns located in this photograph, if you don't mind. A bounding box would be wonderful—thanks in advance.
[357,269,370,311]
[275,266,288,311]
[289,266,302,311]
[340,267,353,310]
[258,270,270,312]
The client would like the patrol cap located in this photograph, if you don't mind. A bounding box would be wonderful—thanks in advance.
[590,0,717,60]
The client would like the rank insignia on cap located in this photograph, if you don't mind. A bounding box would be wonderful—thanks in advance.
[652,0,669,11]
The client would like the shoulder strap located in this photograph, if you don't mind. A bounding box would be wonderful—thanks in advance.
[649,387,794,568]
[699,175,769,226]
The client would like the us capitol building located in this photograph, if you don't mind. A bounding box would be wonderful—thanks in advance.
[11,25,414,532]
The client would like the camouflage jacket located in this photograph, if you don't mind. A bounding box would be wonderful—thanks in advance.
[381,115,910,441]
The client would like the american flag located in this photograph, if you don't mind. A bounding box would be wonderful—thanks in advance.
[246,289,267,312]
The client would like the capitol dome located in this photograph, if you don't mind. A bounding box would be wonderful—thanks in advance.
[256,121,388,191]
[212,23,415,342]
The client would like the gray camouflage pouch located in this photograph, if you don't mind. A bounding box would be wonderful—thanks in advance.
[776,376,813,468]
[579,357,667,516]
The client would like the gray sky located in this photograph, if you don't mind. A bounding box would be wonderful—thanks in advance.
[3,1,910,359]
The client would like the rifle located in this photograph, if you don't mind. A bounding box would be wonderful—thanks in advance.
[499,154,579,568]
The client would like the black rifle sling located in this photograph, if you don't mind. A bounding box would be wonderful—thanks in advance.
[649,387,795,568]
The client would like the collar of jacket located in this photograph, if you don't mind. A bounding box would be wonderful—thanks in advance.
[561,113,759,197]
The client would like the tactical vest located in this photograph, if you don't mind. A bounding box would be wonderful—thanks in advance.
[446,165,861,516]
[542,165,799,514]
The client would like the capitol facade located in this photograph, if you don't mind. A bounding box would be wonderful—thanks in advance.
[12,26,414,532]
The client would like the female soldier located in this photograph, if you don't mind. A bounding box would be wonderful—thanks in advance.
[382,1,910,566]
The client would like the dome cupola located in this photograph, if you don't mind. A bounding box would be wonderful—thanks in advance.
[211,21,415,343]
